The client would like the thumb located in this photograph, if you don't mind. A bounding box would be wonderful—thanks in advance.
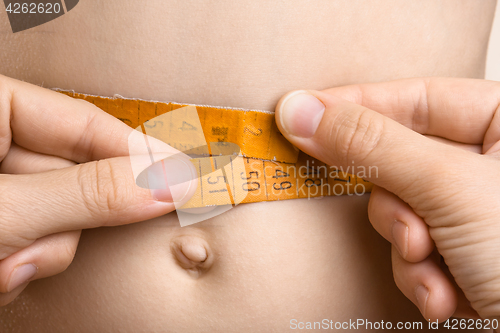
[275,90,487,212]
[0,152,197,257]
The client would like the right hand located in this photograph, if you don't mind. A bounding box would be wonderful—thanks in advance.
[275,78,500,323]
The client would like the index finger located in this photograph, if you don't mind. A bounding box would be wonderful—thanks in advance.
[322,77,500,153]
[0,74,135,163]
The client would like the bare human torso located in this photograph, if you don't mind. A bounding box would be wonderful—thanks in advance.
[0,1,496,332]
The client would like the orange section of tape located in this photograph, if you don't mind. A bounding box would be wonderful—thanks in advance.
[60,91,299,163]
[58,91,373,208]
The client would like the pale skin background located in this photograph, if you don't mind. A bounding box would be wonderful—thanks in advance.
[0,0,498,332]
[486,2,500,80]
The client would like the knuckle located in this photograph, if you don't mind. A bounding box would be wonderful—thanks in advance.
[333,108,385,165]
[77,160,130,222]
[71,111,99,162]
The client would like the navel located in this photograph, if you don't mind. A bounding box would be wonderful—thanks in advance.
[170,235,213,277]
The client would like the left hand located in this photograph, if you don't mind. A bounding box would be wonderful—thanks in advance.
[0,76,196,306]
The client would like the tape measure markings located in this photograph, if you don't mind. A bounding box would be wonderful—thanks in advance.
[58,90,373,209]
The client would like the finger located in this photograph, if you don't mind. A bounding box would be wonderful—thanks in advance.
[0,282,28,307]
[0,153,198,257]
[0,142,76,174]
[275,89,492,206]
[392,247,457,322]
[0,142,80,305]
[368,186,434,262]
[0,74,143,163]
[319,77,500,150]
[0,231,80,293]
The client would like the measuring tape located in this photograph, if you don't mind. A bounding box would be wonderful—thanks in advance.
[58,91,373,209]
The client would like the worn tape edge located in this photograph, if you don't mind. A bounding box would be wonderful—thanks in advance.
[51,88,276,115]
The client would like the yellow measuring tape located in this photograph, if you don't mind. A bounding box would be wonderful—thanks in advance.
[58,91,373,209]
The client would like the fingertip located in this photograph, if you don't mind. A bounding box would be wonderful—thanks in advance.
[146,158,193,201]
[275,90,309,119]
[0,282,29,307]
[406,218,435,263]
[0,259,37,294]
[0,231,81,294]
[392,220,410,259]
[422,279,458,323]
[5,264,38,293]
[392,248,458,323]
[275,90,325,138]
[369,186,434,262]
